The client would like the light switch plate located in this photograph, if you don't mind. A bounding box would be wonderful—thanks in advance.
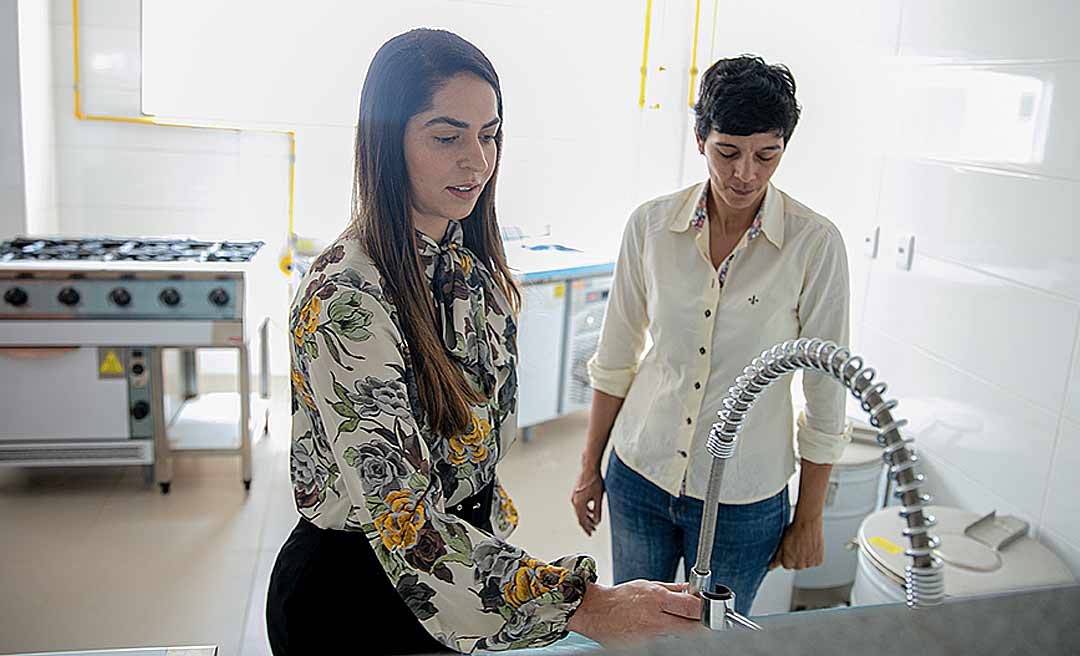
[864,226,880,258]
[896,234,915,270]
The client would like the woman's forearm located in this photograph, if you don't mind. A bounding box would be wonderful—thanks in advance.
[793,459,832,524]
[581,389,624,470]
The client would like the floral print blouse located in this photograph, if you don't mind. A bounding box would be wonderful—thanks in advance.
[289,220,596,653]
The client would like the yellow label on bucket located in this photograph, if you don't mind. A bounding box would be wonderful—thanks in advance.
[870,536,904,555]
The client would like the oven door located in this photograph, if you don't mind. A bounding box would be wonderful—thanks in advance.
[0,347,132,441]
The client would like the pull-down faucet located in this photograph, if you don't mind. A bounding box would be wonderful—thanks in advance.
[688,338,945,631]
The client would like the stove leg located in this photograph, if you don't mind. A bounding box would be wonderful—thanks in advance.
[259,317,271,400]
[151,348,173,493]
[239,342,253,491]
[182,349,198,399]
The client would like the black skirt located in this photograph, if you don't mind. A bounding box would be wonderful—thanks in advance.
[266,484,495,655]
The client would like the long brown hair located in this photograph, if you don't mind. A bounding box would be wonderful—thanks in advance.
[352,28,520,438]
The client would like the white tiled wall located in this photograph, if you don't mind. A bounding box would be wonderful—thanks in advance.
[897,0,1080,62]
[16,0,60,235]
[874,159,1080,301]
[862,254,1079,411]
[860,326,1060,521]
[703,0,1080,578]
[861,3,1080,575]
[1,0,27,237]
[1065,329,1080,424]
[137,0,703,259]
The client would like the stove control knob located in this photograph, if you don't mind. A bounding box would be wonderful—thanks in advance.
[4,287,28,307]
[131,401,150,421]
[58,287,81,306]
[208,287,230,306]
[110,288,132,307]
[159,287,181,307]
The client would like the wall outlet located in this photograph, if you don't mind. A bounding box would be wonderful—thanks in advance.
[864,226,880,258]
[896,234,915,270]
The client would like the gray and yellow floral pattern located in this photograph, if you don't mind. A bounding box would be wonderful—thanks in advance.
[289,222,596,652]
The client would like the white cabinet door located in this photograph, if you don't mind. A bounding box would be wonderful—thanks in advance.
[516,281,566,428]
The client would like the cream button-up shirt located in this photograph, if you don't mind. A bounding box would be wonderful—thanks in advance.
[588,181,852,503]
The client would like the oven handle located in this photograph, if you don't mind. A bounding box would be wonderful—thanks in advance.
[0,347,81,359]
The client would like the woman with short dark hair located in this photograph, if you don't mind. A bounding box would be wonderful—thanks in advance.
[573,55,852,615]
[266,28,701,655]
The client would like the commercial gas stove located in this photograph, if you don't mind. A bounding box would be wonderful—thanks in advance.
[0,237,271,493]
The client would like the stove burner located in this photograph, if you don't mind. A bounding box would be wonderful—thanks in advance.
[0,237,265,263]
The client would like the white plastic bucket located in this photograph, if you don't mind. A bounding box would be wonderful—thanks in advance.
[794,441,884,590]
[851,541,905,606]
[751,557,797,615]
[852,505,1078,607]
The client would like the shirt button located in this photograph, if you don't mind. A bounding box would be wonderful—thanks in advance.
[678,450,688,458]
[686,417,692,425]
[694,382,701,390]
[699,347,706,355]
[704,309,712,318]
[455,504,463,511]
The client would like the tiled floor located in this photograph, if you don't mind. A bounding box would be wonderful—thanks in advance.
[0,380,612,656]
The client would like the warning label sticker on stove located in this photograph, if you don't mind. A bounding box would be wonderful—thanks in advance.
[98,349,125,378]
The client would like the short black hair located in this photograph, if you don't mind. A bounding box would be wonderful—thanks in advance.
[694,55,801,145]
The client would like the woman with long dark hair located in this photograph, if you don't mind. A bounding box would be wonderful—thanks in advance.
[266,29,700,655]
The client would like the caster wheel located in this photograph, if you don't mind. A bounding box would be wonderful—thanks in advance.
[159,482,171,495]
[244,480,252,491]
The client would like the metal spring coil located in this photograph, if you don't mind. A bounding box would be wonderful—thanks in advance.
[708,338,945,607]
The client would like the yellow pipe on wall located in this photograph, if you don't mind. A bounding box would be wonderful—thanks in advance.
[708,0,720,65]
[688,0,702,108]
[71,0,297,275]
[638,0,653,108]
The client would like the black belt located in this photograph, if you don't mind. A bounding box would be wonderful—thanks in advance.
[446,482,495,533]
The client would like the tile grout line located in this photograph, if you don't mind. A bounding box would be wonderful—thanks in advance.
[914,247,1080,308]
[869,324,1068,418]
[1035,320,1080,535]
[855,155,888,347]
[917,443,1026,517]
[867,325,1071,522]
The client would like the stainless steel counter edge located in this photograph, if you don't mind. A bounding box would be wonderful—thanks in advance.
[3,646,216,656]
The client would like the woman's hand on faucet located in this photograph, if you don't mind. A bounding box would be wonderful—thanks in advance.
[769,515,825,570]
[567,580,703,645]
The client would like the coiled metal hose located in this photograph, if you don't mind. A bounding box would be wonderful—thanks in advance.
[691,337,944,608]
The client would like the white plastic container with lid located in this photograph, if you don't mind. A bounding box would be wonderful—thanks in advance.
[793,431,885,590]
[851,505,1077,606]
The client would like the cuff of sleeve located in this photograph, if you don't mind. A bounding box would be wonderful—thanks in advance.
[796,411,853,465]
[586,354,633,398]
[557,554,598,586]
[550,554,598,639]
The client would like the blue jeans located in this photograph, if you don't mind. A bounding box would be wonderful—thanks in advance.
[606,451,790,615]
